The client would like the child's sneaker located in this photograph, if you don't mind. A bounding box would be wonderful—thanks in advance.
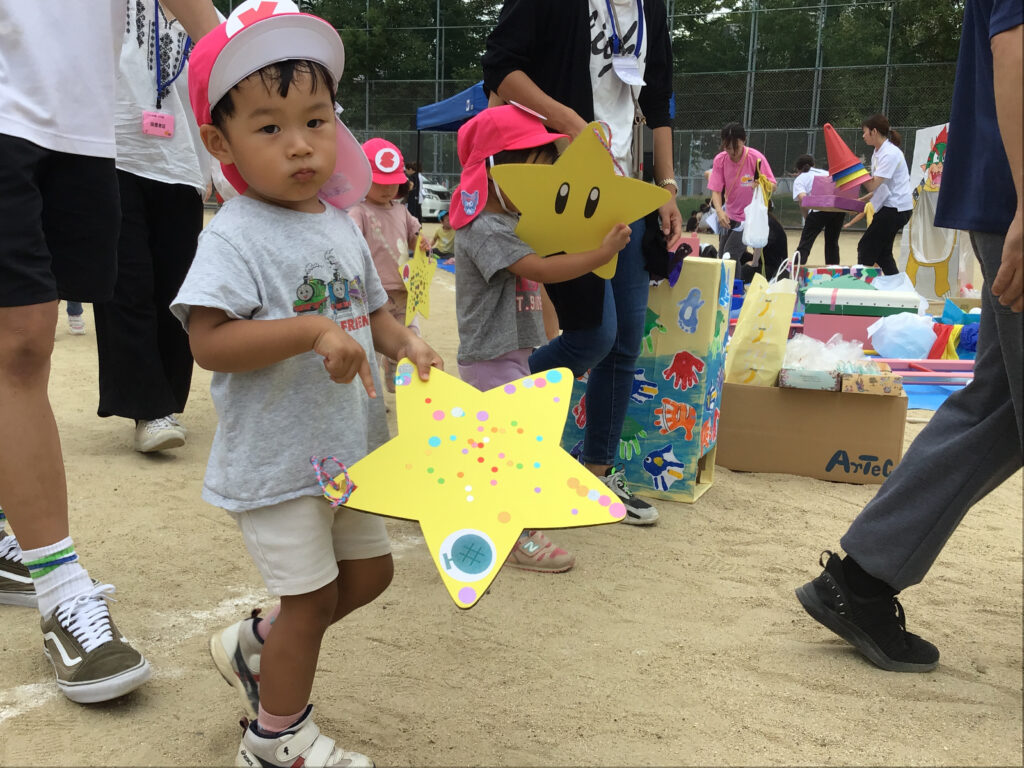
[134,415,186,453]
[40,583,151,703]
[211,610,263,718]
[599,468,659,525]
[505,531,575,573]
[67,314,86,335]
[0,532,37,607]
[236,705,373,768]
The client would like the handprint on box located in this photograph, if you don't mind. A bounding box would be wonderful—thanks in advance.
[663,351,706,392]
[630,368,659,405]
[653,398,698,439]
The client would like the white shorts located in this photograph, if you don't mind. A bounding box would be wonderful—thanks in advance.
[231,495,392,596]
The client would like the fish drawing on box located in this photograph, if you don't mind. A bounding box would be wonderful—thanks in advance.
[630,368,659,405]
[643,444,687,491]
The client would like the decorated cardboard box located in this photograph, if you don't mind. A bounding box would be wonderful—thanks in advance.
[560,257,735,503]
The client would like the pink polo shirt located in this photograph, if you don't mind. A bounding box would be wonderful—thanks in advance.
[707,147,775,222]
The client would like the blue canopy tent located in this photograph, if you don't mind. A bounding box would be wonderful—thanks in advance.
[415,81,489,132]
[414,81,489,167]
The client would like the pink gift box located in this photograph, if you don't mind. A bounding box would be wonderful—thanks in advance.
[801,175,865,214]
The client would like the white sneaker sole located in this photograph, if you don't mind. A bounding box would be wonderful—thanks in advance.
[134,431,185,453]
[621,509,659,526]
[45,653,151,704]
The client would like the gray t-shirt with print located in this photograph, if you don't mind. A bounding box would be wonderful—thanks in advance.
[455,212,547,364]
[171,196,390,513]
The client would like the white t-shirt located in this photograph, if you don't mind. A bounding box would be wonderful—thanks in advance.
[869,139,913,212]
[0,0,124,157]
[793,167,830,213]
[588,0,647,175]
[114,0,210,193]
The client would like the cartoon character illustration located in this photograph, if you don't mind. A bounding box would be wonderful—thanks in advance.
[630,368,659,405]
[653,398,698,439]
[618,416,648,461]
[642,444,687,491]
[677,287,704,333]
[642,307,666,354]
[327,270,351,311]
[663,351,706,391]
[572,394,587,428]
[347,275,365,305]
[294,273,328,314]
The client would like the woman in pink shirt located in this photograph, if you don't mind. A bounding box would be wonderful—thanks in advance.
[707,122,776,260]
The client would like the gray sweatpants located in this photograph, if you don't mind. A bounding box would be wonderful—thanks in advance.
[841,231,1023,590]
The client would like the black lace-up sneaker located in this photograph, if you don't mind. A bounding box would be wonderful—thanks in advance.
[795,551,939,672]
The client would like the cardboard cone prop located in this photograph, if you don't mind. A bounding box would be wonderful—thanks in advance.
[824,123,871,190]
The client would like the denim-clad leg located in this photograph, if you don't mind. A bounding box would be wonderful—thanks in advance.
[530,219,649,466]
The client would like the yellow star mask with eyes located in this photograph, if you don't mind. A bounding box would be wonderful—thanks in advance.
[489,122,671,279]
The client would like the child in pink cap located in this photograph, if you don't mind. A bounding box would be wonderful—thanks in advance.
[452,105,631,573]
[171,2,442,765]
[349,138,426,392]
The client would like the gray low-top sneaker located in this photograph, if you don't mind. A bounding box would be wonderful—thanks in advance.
[41,583,151,703]
[0,533,37,607]
[599,468,659,525]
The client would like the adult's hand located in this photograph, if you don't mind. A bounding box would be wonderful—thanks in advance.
[992,208,1023,312]
[658,198,683,244]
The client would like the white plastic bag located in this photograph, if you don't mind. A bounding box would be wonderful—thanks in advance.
[741,191,769,249]
[867,312,936,358]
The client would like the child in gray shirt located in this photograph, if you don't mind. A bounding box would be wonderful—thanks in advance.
[451,105,629,575]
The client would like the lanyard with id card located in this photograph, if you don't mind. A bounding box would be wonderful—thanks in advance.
[142,0,191,138]
[605,0,646,86]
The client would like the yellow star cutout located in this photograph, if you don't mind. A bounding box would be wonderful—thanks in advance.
[322,361,626,608]
[400,237,436,324]
[489,122,670,279]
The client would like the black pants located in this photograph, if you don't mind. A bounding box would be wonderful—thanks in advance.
[93,171,202,421]
[857,206,911,275]
[795,210,846,266]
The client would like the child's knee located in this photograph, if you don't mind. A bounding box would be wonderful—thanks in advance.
[339,553,393,610]
[282,581,339,630]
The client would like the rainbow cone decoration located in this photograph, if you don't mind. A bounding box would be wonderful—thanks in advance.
[824,122,872,191]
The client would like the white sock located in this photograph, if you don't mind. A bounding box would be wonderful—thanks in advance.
[20,537,94,619]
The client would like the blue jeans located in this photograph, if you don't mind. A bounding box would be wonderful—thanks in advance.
[529,218,649,466]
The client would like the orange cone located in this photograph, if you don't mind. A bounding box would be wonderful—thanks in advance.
[823,122,871,190]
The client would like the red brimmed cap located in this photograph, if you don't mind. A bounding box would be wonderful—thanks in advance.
[449,105,567,229]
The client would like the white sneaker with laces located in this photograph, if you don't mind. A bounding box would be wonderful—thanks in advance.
[599,468,659,525]
[134,416,186,453]
[67,315,86,334]
[236,705,373,768]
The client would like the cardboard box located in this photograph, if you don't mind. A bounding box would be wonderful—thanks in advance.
[716,383,907,484]
[561,257,735,503]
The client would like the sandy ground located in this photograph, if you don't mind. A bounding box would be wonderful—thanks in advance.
[1,227,1021,766]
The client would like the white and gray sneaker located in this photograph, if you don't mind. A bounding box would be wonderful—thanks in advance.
[236,705,373,768]
[600,468,659,525]
[133,416,185,453]
[211,610,263,719]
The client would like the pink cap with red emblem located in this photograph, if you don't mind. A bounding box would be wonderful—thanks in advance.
[188,0,370,209]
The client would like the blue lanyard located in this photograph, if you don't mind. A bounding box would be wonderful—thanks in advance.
[604,0,644,58]
[154,0,191,109]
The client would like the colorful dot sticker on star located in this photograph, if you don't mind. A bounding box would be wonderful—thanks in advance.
[323,362,625,608]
